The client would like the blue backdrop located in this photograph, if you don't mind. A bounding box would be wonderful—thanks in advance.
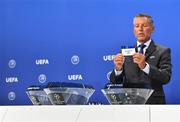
[0,0,180,105]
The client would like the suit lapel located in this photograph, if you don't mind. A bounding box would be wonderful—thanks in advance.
[145,40,156,59]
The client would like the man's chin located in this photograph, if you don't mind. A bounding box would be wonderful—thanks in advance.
[137,38,146,42]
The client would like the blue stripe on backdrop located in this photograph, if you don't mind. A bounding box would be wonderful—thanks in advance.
[0,0,180,105]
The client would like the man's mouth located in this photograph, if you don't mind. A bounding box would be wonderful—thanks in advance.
[138,33,144,37]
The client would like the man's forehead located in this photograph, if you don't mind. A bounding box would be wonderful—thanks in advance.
[134,17,148,21]
[134,17,150,24]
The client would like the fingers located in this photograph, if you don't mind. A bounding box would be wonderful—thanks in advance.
[133,53,144,61]
[114,54,124,62]
[133,53,146,69]
[114,53,124,70]
[133,53,141,63]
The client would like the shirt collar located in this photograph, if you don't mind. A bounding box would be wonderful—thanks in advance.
[137,39,152,48]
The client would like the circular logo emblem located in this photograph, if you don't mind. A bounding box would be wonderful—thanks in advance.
[8,59,16,68]
[107,71,112,81]
[71,55,80,65]
[38,74,46,83]
[8,92,16,101]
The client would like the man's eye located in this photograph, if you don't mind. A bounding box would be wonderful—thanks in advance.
[143,25,148,27]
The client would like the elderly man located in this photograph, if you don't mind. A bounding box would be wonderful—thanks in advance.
[110,13,172,104]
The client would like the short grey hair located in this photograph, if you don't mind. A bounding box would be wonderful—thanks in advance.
[134,13,154,27]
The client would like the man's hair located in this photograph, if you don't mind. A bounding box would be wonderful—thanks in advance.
[134,13,154,27]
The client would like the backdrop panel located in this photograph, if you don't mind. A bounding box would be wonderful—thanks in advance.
[0,0,180,105]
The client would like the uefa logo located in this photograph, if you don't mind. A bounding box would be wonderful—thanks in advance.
[38,74,47,83]
[8,92,16,101]
[71,55,80,65]
[107,71,112,81]
[103,55,115,61]
[36,59,49,65]
[68,74,83,80]
[8,59,16,68]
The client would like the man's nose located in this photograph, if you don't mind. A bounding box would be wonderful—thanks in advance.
[140,25,144,29]
[138,26,143,31]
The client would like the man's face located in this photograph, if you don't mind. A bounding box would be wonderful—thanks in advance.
[133,17,154,43]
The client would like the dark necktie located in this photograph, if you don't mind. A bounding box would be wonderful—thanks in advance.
[139,44,146,54]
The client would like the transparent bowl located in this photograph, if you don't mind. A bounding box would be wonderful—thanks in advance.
[44,82,95,105]
[102,84,154,104]
[26,86,51,105]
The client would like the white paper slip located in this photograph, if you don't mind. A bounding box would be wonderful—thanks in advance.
[121,48,136,56]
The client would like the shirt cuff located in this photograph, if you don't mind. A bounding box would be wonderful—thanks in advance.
[142,62,150,74]
[114,69,123,76]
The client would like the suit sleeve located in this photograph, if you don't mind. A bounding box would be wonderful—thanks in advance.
[110,69,124,84]
[148,48,172,85]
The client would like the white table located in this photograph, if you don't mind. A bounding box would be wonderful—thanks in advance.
[0,105,180,122]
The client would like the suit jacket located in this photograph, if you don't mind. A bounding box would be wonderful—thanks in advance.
[110,40,172,104]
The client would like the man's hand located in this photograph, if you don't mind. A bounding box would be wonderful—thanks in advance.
[133,53,146,69]
[113,53,124,71]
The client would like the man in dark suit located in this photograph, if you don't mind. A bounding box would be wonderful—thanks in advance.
[110,13,172,104]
